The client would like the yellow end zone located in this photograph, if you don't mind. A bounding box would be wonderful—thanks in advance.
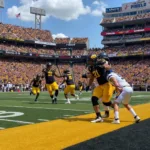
[0,103,150,150]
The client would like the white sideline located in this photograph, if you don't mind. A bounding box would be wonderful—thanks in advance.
[0,119,34,124]
[0,105,92,112]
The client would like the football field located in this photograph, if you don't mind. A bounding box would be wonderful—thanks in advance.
[0,91,150,150]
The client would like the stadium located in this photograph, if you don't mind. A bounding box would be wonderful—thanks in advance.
[0,0,150,150]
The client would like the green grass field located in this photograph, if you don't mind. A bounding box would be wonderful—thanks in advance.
[0,91,150,129]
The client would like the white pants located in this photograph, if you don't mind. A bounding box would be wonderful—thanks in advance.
[115,87,133,104]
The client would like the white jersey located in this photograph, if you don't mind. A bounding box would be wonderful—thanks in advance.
[107,72,130,88]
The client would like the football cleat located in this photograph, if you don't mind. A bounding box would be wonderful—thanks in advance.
[91,117,103,123]
[75,95,79,100]
[134,116,140,123]
[54,97,57,104]
[34,99,38,102]
[112,119,120,124]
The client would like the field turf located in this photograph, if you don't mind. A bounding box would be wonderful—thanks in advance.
[0,91,149,150]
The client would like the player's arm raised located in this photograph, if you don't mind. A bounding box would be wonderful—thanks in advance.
[53,69,63,78]
[41,69,46,79]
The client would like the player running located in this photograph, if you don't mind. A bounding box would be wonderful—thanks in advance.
[60,69,79,104]
[30,74,42,102]
[106,71,140,124]
[42,62,62,104]
[82,53,115,123]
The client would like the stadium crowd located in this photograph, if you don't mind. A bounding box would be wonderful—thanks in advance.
[0,56,149,92]
[0,23,53,42]
[103,32,150,41]
[0,23,149,92]
[101,12,150,24]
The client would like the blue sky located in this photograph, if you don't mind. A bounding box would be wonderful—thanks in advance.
[1,0,135,48]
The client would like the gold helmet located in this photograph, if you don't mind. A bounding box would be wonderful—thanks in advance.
[87,54,97,66]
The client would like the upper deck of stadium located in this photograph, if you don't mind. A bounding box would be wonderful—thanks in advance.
[101,0,150,26]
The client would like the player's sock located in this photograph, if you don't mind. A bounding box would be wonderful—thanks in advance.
[129,108,137,117]
[35,93,39,101]
[50,95,54,104]
[96,112,101,118]
[54,90,58,103]
[54,96,57,104]
[55,90,59,97]
[30,91,33,95]
[114,111,119,120]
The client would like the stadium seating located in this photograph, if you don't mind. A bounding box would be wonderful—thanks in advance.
[101,12,150,24]
[0,23,53,42]
[0,23,149,90]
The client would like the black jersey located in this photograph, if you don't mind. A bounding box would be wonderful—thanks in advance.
[43,69,55,84]
[88,65,109,85]
[32,78,41,87]
[64,74,74,85]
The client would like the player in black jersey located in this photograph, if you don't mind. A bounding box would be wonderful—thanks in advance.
[30,74,42,102]
[42,62,62,104]
[82,53,115,123]
[60,69,79,104]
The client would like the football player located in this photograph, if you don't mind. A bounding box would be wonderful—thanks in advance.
[60,69,79,104]
[106,70,140,124]
[30,74,42,102]
[78,81,83,95]
[82,53,115,123]
[42,62,62,104]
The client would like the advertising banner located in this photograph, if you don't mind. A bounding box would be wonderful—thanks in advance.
[122,0,149,12]
[106,7,122,13]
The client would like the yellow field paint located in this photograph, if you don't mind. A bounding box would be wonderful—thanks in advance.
[0,103,149,150]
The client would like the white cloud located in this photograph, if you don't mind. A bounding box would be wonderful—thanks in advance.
[91,1,107,17]
[52,33,68,39]
[92,1,100,5]
[7,0,91,22]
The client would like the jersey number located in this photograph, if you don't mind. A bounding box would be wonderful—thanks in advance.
[69,75,72,80]
[93,70,100,78]
[48,72,52,76]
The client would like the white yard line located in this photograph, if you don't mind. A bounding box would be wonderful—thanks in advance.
[0,119,34,124]
[0,105,92,112]
[38,119,49,122]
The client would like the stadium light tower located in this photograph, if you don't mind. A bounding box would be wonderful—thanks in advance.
[0,0,4,23]
[30,7,46,29]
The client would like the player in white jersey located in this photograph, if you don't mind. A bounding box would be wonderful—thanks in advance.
[106,72,140,124]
